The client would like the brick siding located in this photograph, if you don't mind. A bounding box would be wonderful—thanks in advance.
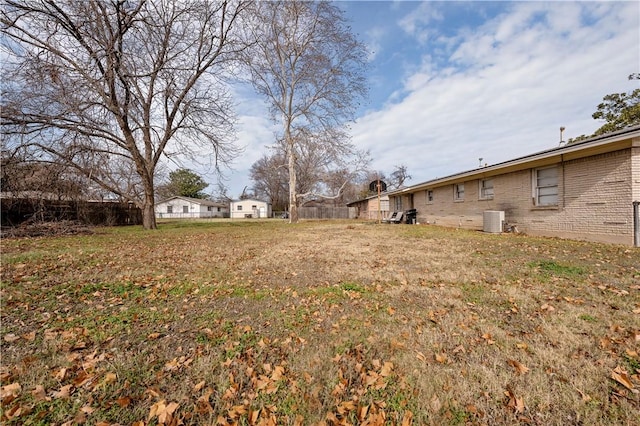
[398,148,635,245]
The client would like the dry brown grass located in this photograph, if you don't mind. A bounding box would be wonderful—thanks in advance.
[1,220,638,425]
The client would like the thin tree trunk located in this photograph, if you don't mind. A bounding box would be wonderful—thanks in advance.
[288,136,298,224]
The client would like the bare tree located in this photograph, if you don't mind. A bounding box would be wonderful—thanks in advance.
[389,165,412,189]
[243,0,368,223]
[1,0,248,229]
[250,133,370,212]
[250,153,289,211]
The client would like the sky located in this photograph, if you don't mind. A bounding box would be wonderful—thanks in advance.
[198,0,640,199]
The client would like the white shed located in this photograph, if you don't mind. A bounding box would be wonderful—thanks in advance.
[229,198,272,219]
[155,196,228,219]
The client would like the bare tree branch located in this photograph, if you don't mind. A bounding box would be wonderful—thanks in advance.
[1,0,248,229]
[243,0,368,222]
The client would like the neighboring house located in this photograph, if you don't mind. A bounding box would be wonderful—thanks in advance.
[346,194,390,221]
[155,196,228,219]
[355,126,640,246]
[230,198,272,219]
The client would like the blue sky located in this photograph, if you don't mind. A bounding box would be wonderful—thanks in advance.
[198,1,640,199]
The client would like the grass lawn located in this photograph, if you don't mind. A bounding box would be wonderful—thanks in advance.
[1,220,639,425]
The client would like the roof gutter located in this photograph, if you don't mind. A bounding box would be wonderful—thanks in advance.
[388,126,640,196]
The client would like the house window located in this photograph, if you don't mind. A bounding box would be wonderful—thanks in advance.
[251,205,257,209]
[534,166,558,206]
[454,183,465,201]
[237,205,242,211]
[183,205,189,213]
[217,207,221,212]
[479,179,494,200]
[207,206,213,211]
[426,190,433,203]
[167,205,173,214]
[394,197,402,211]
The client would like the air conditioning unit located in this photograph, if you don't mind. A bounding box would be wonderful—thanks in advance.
[483,211,505,233]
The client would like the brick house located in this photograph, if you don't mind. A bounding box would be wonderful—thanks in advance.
[354,126,640,246]
[346,194,390,221]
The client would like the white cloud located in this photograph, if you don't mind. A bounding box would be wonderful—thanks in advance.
[397,1,444,45]
[351,1,639,187]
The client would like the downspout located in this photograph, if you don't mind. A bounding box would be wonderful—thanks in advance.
[561,154,566,210]
[634,201,640,247]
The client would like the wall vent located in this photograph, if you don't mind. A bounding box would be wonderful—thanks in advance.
[483,211,505,233]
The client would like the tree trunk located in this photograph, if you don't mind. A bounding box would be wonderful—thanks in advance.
[142,201,157,230]
[142,177,158,230]
[287,136,298,223]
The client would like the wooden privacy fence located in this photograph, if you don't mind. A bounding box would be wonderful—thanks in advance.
[1,197,142,227]
[298,206,358,220]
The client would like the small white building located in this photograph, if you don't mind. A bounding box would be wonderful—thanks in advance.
[155,196,228,219]
[229,198,272,219]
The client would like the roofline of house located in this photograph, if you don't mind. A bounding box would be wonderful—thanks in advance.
[346,193,390,206]
[387,125,640,196]
[230,198,272,205]
[158,195,226,207]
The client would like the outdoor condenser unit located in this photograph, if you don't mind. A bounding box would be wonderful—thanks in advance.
[483,210,505,233]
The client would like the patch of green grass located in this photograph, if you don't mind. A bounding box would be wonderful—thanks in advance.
[340,281,367,293]
[460,282,487,304]
[529,260,586,278]
[579,314,598,322]
[623,354,640,375]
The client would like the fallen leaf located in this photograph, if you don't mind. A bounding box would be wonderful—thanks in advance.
[103,372,117,384]
[357,405,369,421]
[271,365,285,381]
[53,384,73,399]
[435,353,448,364]
[193,380,206,393]
[540,303,555,312]
[380,361,393,377]
[149,400,180,425]
[4,404,22,420]
[575,388,591,402]
[1,382,21,399]
[504,387,525,413]
[507,359,530,375]
[3,333,20,343]
[401,410,413,426]
[31,385,50,402]
[81,405,96,414]
[116,396,131,407]
[611,366,637,392]
[54,367,67,381]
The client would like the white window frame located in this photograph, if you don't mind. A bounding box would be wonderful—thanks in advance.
[454,183,465,201]
[183,205,189,213]
[166,205,173,214]
[533,166,558,206]
[479,179,494,200]
[237,205,243,211]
